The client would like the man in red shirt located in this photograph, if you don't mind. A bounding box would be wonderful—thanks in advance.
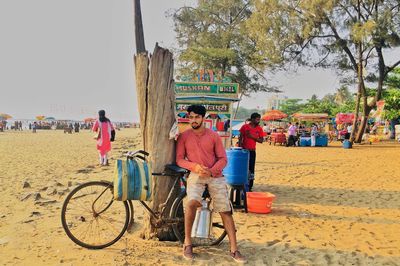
[239,113,264,191]
[176,105,246,263]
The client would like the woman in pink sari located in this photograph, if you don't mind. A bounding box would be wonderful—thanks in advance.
[92,110,114,166]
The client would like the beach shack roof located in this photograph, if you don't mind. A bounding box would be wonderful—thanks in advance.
[292,113,329,121]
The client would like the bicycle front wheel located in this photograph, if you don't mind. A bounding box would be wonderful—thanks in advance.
[61,181,130,249]
[170,192,227,247]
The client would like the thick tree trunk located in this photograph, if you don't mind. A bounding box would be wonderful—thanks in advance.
[355,115,368,143]
[134,44,179,240]
[350,87,361,143]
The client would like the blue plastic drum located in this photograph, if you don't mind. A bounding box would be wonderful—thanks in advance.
[343,140,352,149]
[223,148,249,185]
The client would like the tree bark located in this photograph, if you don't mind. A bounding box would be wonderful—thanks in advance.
[350,35,363,143]
[134,44,179,240]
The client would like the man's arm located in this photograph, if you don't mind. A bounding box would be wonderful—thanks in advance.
[176,134,197,171]
[209,134,228,177]
[246,129,263,143]
[238,124,247,147]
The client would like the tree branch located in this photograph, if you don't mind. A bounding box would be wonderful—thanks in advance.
[370,45,386,107]
[364,46,375,67]
[338,3,357,22]
[230,2,250,25]
[314,48,331,67]
[325,16,358,71]
[351,2,367,21]
[385,60,400,75]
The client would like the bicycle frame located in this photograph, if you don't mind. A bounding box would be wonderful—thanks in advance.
[138,172,186,223]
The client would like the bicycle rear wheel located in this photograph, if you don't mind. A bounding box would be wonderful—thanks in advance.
[61,181,130,249]
[170,192,227,246]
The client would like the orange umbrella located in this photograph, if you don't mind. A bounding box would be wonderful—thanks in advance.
[36,115,46,121]
[0,113,12,120]
[261,110,288,121]
[83,117,95,123]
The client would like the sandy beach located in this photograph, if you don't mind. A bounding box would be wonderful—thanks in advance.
[0,128,399,265]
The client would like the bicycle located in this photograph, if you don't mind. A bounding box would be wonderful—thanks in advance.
[61,150,227,249]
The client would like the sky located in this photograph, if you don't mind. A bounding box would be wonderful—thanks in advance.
[0,0,398,121]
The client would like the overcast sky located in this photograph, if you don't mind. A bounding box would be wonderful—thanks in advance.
[0,1,398,121]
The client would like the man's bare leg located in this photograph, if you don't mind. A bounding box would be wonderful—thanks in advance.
[219,212,238,252]
[220,212,247,263]
[184,199,201,245]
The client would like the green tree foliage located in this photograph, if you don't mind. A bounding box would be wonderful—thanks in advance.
[235,107,264,120]
[383,68,400,120]
[172,0,279,95]
[383,89,400,120]
[278,90,356,117]
[246,0,400,142]
[334,86,353,105]
[279,99,305,115]
[385,67,400,90]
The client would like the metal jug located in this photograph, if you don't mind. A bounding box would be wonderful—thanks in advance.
[191,199,212,238]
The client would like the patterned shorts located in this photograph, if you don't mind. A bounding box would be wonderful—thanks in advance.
[186,173,231,213]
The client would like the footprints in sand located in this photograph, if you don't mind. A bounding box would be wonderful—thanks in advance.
[76,165,95,174]
[19,180,74,206]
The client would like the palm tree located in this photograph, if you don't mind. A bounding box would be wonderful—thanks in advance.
[334,86,352,105]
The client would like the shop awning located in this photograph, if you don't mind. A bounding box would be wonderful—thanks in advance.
[292,113,329,121]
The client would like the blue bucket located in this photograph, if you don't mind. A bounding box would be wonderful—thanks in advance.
[223,148,249,185]
[343,140,352,149]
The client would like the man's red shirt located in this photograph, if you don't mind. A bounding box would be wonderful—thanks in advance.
[239,123,263,150]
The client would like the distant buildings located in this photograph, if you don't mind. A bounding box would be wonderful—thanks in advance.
[265,95,288,110]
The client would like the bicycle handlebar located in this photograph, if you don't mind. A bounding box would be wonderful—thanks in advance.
[123,150,149,158]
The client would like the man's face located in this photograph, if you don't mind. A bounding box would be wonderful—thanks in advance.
[251,117,260,126]
[188,112,204,129]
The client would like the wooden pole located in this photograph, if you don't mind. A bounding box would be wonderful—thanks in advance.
[133,0,178,240]
[133,0,146,54]
[134,44,178,240]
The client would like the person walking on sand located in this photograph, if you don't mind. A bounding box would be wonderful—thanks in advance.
[239,113,263,192]
[311,123,318,147]
[176,105,246,263]
[32,122,37,133]
[286,122,298,147]
[92,110,114,166]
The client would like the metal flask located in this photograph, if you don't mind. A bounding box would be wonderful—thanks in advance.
[191,200,212,238]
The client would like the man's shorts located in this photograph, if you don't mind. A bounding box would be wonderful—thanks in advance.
[186,173,231,213]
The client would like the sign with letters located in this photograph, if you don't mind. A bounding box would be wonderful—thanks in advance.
[176,102,231,115]
[175,82,239,97]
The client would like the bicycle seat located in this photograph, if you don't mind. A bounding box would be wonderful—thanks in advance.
[165,164,189,174]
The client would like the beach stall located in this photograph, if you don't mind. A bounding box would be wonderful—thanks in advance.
[175,82,240,148]
[335,113,355,125]
[262,110,288,145]
[292,113,329,147]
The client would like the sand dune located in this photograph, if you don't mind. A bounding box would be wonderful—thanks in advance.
[0,129,399,265]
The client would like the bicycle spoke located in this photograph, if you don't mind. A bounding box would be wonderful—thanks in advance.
[62,181,129,249]
[97,215,124,236]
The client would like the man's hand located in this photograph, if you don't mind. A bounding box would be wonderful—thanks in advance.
[193,164,212,178]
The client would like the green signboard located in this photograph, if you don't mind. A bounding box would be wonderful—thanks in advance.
[175,82,239,97]
[176,102,231,114]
